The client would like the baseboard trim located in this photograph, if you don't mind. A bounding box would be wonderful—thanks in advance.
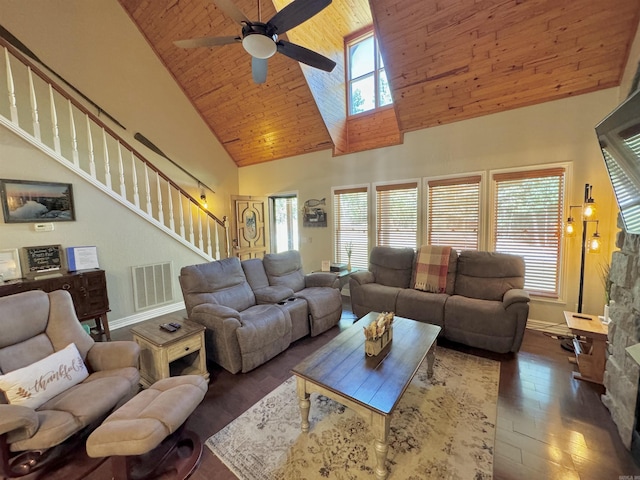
[108,301,186,331]
[526,317,571,335]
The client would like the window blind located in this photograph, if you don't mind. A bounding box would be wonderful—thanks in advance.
[376,182,418,249]
[492,168,565,297]
[333,187,369,268]
[427,175,481,250]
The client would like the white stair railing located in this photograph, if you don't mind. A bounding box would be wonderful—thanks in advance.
[0,40,228,261]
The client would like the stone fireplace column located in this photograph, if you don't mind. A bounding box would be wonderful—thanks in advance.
[601,218,640,449]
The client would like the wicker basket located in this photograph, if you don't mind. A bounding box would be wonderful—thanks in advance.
[365,327,393,357]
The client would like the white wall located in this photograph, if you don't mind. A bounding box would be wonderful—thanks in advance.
[0,0,239,325]
[239,89,622,323]
[1,0,636,327]
[0,0,238,216]
[0,126,207,323]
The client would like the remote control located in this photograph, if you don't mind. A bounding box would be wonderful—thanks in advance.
[160,323,177,332]
[169,322,181,329]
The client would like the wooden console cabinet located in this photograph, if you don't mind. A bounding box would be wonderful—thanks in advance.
[0,269,111,340]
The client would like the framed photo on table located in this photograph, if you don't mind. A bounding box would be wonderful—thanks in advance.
[0,179,75,223]
[0,249,22,281]
[20,245,65,278]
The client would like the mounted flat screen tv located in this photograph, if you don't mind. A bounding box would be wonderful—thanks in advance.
[596,87,640,234]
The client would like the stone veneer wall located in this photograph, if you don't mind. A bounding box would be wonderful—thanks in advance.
[602,217,640,448]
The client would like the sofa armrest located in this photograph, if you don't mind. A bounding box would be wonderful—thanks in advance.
[0,404,39,437]
[502,289,530,309]
[86,341,140,372]
[305,272,339,289]
[190,303,243,373]
[191,303,242,325]
[349,270,375,286]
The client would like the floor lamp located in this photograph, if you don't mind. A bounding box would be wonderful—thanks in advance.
[566,183,602,313]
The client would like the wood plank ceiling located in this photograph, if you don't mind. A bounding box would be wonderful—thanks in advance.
[119,0,640,168]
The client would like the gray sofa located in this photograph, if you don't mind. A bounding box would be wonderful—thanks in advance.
[349,246,530,353]
[179,250,342,373]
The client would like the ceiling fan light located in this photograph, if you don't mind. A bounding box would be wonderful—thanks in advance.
[242,34,277,59]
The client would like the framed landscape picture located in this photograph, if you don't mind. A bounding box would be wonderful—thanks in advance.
[0,179,75,223]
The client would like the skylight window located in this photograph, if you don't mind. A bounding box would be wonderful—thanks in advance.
[347,31,392,116]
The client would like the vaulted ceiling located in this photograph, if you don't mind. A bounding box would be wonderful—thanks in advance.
[119,0,640,168]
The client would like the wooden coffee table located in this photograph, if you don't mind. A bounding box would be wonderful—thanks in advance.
[291,312,441,480]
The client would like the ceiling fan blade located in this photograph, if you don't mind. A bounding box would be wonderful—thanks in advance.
[212,0,250,24]
[277,40,336,72]
[267,0,331,35]
[174,36,240,48]
[252,57,268,84]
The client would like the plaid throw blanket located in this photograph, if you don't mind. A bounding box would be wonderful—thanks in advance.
[413,245,452,293]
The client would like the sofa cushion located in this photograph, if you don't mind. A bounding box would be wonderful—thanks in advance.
[236,305,292,372]
[180,257,256,315]
[242,258,270,290]
[444,295,519,353]
[263,250,306,292]
[351,283,401,318]
[454,251,525,301]
[0,343,88,409]
[369,246,415,288]
[294,287,342,336]
[0,291,50,350]
[10,373,135,451]
[395,289,448,328]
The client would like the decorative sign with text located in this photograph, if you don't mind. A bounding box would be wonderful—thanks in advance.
[21,244,64,275]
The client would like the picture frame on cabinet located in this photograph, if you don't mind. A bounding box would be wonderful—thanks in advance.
[21,245,65,279]
[0,249,22,282]
[0,179,75,223]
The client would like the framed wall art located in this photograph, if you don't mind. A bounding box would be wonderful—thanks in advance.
[0,179,75,223]
[0,248,22,281]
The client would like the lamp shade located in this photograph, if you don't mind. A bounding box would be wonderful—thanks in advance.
[588,232,601,253]
[242,34,277,59]
[583,199,597,219]
[566,218,576,237]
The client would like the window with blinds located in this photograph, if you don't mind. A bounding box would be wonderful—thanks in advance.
[492,167,565,297]
[601,125,640,233]
[333,187,369,269]
[427,176,481,250]
[376,182,418,249]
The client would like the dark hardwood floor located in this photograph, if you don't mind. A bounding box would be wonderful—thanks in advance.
[21,300,640,480]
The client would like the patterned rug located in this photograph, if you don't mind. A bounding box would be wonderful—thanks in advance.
[206,347,499,480]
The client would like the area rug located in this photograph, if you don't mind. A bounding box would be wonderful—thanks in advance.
[206,347,499,479]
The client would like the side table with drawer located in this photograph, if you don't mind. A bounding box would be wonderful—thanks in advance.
[130,318,209,388]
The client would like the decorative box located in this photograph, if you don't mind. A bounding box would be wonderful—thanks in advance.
[365,326,393,357]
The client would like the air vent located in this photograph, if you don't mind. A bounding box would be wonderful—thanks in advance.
[132,262,174,311]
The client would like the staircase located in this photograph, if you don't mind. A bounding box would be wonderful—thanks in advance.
[0,39,229,261]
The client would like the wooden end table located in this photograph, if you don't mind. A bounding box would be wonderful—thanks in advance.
[130,318,209,388]
[292,312,441,480]
[563,311,608,385]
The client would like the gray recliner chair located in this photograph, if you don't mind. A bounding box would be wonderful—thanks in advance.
[262,250,343,336]
[0,290,140,478]
[179,257,292,374]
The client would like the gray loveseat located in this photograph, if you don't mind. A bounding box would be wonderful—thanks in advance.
[179,250,342,373]
[349,246,530,353]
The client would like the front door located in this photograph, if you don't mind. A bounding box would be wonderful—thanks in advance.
[231,195,269,260]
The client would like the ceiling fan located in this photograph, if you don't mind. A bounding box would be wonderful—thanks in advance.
[174,0,337,84]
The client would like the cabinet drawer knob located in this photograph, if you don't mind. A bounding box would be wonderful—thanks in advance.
[62,284,71,290]
[184,346,190,351]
